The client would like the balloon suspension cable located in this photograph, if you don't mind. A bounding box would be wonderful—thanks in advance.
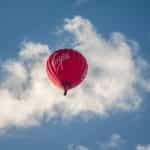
[64,90,67,96]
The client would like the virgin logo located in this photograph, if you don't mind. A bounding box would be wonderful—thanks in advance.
[54,53,70,72]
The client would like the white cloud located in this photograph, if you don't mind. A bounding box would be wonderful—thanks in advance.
[19,41,49,59]
[136,144,150,150]
[0,16,149,129]
[67,134,124,150]
[64,16,150,112]
[68,144,89,150]
[100,134,125,150]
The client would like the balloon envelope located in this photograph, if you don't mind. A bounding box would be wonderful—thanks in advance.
[46,48,88,95]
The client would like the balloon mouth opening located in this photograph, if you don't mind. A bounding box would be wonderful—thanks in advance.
[62,81,72,96]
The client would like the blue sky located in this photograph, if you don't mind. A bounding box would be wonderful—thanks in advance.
[0,0,150,150]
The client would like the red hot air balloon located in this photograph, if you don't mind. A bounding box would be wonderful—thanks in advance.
[46,48,88,96]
